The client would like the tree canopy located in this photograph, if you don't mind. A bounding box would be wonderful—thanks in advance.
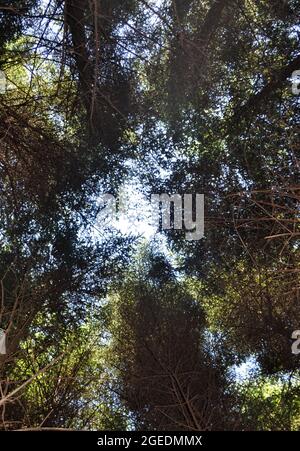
[0,0,299,431]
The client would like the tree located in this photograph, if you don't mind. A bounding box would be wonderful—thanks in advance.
[0,0,299,431]
[106,248,238,430]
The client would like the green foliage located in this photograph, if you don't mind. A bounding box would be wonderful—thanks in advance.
[237,377,300,431]
[0,0,299,431]
[105,249,238,430]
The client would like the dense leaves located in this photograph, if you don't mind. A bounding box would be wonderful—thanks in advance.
[0,0,299,431]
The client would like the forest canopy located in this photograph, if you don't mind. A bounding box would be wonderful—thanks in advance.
[0,0,299,431]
